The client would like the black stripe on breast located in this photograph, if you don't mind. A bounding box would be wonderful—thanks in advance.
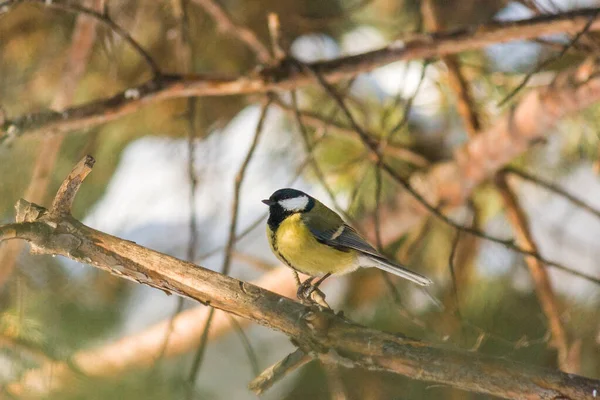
[270,224,310,276]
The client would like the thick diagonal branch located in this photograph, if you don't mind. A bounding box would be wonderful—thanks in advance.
[0,157,598,399]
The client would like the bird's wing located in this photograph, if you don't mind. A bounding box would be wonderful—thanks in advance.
[305,213,433,286]
[302,200,382,255]
[308,221,381,257]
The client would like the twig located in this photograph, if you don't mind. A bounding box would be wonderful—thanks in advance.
[421,0,486,322]
[447,229,463,320]
[248,349,311,395]
[498,12,598,107]
[383,61,429,142]
[189,0,271,64]
[273,98,429,168]
[504,167,600,221]
[421,0,481,138]
[420,0,499,345]
[373,166,384,250]
[50,155,95,216]
[227,314,260,377]
[222,100,271,276]
[496,173,572,372]
[379,271,430,332]
[1,157,599,399]
[186,307,216,396]
[268,13,285,62]
[290,91,355,223]
[0,0,160,76]
[4,8,600,140]
[153,0,198,375]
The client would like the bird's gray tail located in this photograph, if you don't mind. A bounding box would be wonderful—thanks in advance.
[360,254,432,286]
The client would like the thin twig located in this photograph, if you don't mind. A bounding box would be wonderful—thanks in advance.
[498,12,598,107]
[504,167,600,221]
[290,91,355,223]
[227,314,260,377]
[187,100,272,388]
[448,229,463,320]
[1,0,161,76]
[273,98,429,168]
[152,0,197,375]
[496,174,571,372]
[268,13,285,62]
[50,155,95,216]
[185,307,216,397]
[222,101,271,276]
[384,61,429,142]
[184,113,199,250]
[422,0,486,312]
[373,166,384,250]
[189,0,271,64]
[248,349,311,395]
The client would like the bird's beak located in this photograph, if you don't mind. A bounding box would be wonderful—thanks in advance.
[262,199,275,206]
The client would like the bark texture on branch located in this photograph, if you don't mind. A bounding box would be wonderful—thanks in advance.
[2,8,600,141]
[0,157,598,399]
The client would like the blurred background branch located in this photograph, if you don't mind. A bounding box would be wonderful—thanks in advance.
[3,7,600,140]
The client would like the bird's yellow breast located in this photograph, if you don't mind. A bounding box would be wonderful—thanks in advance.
[267,214,357,277]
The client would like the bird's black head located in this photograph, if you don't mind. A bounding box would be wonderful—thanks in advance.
[262,188,315,229]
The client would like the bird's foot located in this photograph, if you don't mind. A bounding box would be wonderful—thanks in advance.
[297,279,316,300]
[298,285,330,309]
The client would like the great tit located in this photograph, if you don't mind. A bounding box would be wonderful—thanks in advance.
[262,188,432,297]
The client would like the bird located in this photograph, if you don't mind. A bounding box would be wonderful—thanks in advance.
[262,188,432,299]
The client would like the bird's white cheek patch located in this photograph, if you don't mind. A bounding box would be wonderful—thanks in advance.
[279,196,309,211]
